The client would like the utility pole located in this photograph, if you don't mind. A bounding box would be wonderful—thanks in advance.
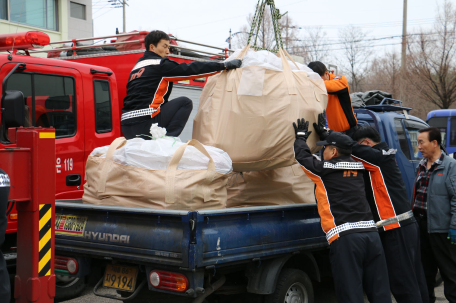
[229,28,232,49]
[285,16,289,51]
[123,0,126,33]
[110,0,129,33]
[400,0,407,101]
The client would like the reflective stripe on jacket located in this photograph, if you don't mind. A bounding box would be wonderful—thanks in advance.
[351,141,414,231]
[294,138,376,244]
[122,51,224,125]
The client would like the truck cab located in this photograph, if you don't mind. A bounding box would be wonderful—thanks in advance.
[426,109,456,156]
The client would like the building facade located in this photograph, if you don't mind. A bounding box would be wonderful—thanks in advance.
[0,0,93,42]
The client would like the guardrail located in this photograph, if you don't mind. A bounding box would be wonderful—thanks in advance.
[30,32,234,59]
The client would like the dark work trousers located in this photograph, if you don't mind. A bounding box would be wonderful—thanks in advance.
[379,222,429,303]
[122,96,193,139]
[416,214,456,303]
[330,231,392,303]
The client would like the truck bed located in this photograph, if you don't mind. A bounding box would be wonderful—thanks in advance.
[55,201,327,270]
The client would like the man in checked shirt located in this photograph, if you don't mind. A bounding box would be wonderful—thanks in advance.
[413,127,456,303]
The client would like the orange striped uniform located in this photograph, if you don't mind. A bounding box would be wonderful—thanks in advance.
[122,50,224,125]
[351,141,415,231]
[294,139,376,244]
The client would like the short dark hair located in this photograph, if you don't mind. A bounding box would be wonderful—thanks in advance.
[308,61,327,76]
[145,30,169,51]
[352,126,381,144]
[327,145,352,156]
[419,127,442,145]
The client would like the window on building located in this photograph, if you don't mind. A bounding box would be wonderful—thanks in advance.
[93,80,112,133]
[0,0,7,20]
[9,0,58,31]
[70,2,86,20]
[3,73,76,139]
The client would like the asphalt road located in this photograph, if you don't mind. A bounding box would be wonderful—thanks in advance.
[62,279,448,303]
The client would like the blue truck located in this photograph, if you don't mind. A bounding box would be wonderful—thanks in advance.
[426,109,456,156]
[53,98,429,303]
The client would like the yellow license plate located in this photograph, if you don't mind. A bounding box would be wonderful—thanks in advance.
[103,265,138,292]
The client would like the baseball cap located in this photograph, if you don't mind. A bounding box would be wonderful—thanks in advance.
[316,132,355,150]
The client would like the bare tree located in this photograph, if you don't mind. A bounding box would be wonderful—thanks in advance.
[364,51,401,96]
[293,27,329,62]
[337,25,373,92]
[232,7,299,51]
[406,0,456,109]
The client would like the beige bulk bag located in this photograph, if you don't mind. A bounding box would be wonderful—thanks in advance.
[193,46,328,172]
[226,164,316,208]
[83,138,228,210]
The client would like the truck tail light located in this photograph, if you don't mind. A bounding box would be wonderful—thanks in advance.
[0,31,50,51]
[9,213,17,220]
[149,270,188,292]
[55,256,79,275]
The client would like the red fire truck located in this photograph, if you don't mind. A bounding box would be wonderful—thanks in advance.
[0,29,230,301]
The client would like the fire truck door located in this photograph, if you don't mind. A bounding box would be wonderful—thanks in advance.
[169,84,203,142]
[1,63,85,199]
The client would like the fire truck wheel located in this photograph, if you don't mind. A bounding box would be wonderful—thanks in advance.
[55,275,87,302]
[265,269,314,303]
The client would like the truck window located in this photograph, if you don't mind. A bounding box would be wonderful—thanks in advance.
[395,119,412,160]
[93,80,112,133]
[4,73,33,127]
[4,73,76,138]
[428,117,447,145]
[450,117,456,147]
[404,119,428,161]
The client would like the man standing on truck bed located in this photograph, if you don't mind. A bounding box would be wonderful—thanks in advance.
[308,61,357,133]
[121,30,242,139]
[293,118,391,303]
[314,121,429,303]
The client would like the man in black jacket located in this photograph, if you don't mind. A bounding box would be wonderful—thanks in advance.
[314,119,429,303]
[294,118,391,303]
[121,30,242,139]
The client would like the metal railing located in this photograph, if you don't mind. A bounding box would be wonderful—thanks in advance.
[29,32,235,59]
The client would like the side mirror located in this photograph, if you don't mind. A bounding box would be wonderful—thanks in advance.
[2,90,25,128]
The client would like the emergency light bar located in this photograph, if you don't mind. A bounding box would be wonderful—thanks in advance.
[0,31,50,52]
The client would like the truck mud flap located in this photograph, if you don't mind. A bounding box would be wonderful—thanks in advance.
[93,277,146,301]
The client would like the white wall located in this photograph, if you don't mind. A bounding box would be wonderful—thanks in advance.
[67,0,92,39]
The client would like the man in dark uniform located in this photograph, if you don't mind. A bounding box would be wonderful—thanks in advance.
[121,30,242,139]
[293,118,391,303]
[314,120,429,303]
[0,169,10,302]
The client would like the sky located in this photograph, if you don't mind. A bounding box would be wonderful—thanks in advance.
[91,0,452,59]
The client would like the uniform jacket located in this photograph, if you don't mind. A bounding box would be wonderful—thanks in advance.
[412,153,456,233]
[294,138,376,244]
[351,141,414,231]
[325,74,357,132]
[122,51,224,125]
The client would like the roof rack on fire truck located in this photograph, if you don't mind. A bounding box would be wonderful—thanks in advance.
[26,31,234,61]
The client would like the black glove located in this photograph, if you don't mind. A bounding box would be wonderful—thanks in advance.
[313,111,329,141]
[224,59,242,70]
[293,118,312,141]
